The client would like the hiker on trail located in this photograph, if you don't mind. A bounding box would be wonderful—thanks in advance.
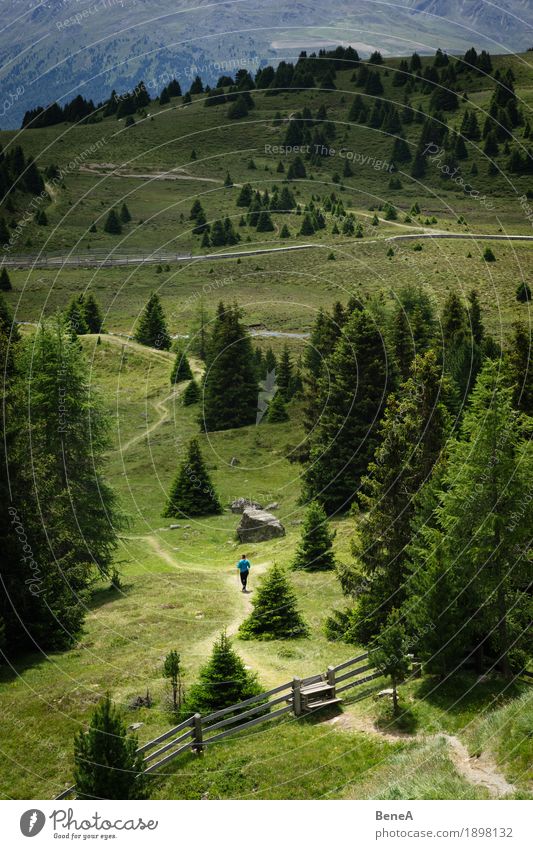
[237,554,251,592]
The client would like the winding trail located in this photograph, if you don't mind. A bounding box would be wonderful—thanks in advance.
[120,386,181,453]
[4,232,533,270]
[328,713,515,797]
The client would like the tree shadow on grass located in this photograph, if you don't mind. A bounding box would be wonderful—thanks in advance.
[414,672,524,718]
[89,580,134,610]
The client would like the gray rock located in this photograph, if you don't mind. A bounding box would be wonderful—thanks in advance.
[230,497,262,514]
[265,502,279,510]
[229,456,240,466]
[377,688,394,698]
[169,524,181,529]
[237,508,285,543]
[128,722,144,731]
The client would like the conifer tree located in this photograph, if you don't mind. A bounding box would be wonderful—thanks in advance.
[293,501,335,571]
[267,391,289,422]
[83,293,103,333]
[0,294,19,340]
[279,186,295,211]
[0,320,120,653]
[256,210,274,232]
[299,213,315,235]
[287,156,307,180]
[467,289,484,346]
[73,695,147,799]
[303,308,391,513]
[183,378,201,406]
[264,346,277,376]
[0,268,11,292]
[404,361,533,678]
[441,290,479,400]
[163,650,183,712]
[202,303,258,431]
[276,343,293,400]
[370,611,411,715]
[181,631,262,714]
[134,293,171,350]
[65,296,89,336]
[390,305,414,381]
[343,352,451,642]
[170,347,193,384]
[515,281,531,303]
[163,438,221,517]
[239,564,308,639]
[236,183,253,207]
[119,202,132,223]
[104,209,122,234]
[182,378,201,407]
[506,322,533,414]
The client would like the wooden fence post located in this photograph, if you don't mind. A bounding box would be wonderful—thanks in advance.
[192,713,203,753]
[292,677,302,717]
[327,665,336,697]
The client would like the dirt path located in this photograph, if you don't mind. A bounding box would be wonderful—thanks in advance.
[328,713,514,797]
[80,164,223,184]
[440,733,515,798]
[119,386,181,453]
[225,560,270,639]
[99,333,174,365]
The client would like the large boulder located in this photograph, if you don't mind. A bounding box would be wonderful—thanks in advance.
[230,497,262,514]
[236,508,285,543]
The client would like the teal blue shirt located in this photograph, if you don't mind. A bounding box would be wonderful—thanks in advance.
[237,558,250,572]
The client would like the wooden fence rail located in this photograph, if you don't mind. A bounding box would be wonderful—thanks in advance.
[55,650,385,799]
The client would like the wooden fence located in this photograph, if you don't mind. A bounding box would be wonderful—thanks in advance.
[55,650,384,799]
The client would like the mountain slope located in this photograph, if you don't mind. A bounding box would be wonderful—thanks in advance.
[0,1,531,130]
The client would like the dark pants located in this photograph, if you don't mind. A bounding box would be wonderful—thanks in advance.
[240,570,249,590]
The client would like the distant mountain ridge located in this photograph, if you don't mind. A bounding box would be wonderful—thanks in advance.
[1,0,531,129]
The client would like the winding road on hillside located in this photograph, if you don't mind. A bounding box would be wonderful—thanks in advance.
[3,231,533,269]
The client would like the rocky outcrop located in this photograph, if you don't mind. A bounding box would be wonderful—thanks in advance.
[230,497,262,514]
[236,508,285,542]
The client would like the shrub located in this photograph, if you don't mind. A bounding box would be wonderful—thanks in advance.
[293,501,336,571]
[239,563,308,640]
[73,695,147,799]
[181,632,262,715]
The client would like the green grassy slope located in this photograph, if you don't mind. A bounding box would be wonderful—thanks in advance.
[1,51,532,802]
[1,333,531,801]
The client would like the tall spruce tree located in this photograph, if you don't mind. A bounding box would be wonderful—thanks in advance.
[202,303,258,431]
[341,351,452,643]
[277,344,293,400]
[293,500,336,571]
[134,293,171,350]
[404,360,532,678]
[104,209,122,234]
[65,296,88,337]
[441,290,479,402]
[170,347,193,384]
[183,378,201,406]
[267,391,289,422]
[0,268,12,291]
[0,319,120,653]
[83,293,103,333]
[0,294,19,340]
[181,631,262,715]
[239,563,308,639]
[370,610,411,715]
[119,202,132,223]
[73,695,147,800]
[506,322,533,415]
[303,308,391,513]
[163,438,221,517]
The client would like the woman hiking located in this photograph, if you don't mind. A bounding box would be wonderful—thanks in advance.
[236,554,251,592]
